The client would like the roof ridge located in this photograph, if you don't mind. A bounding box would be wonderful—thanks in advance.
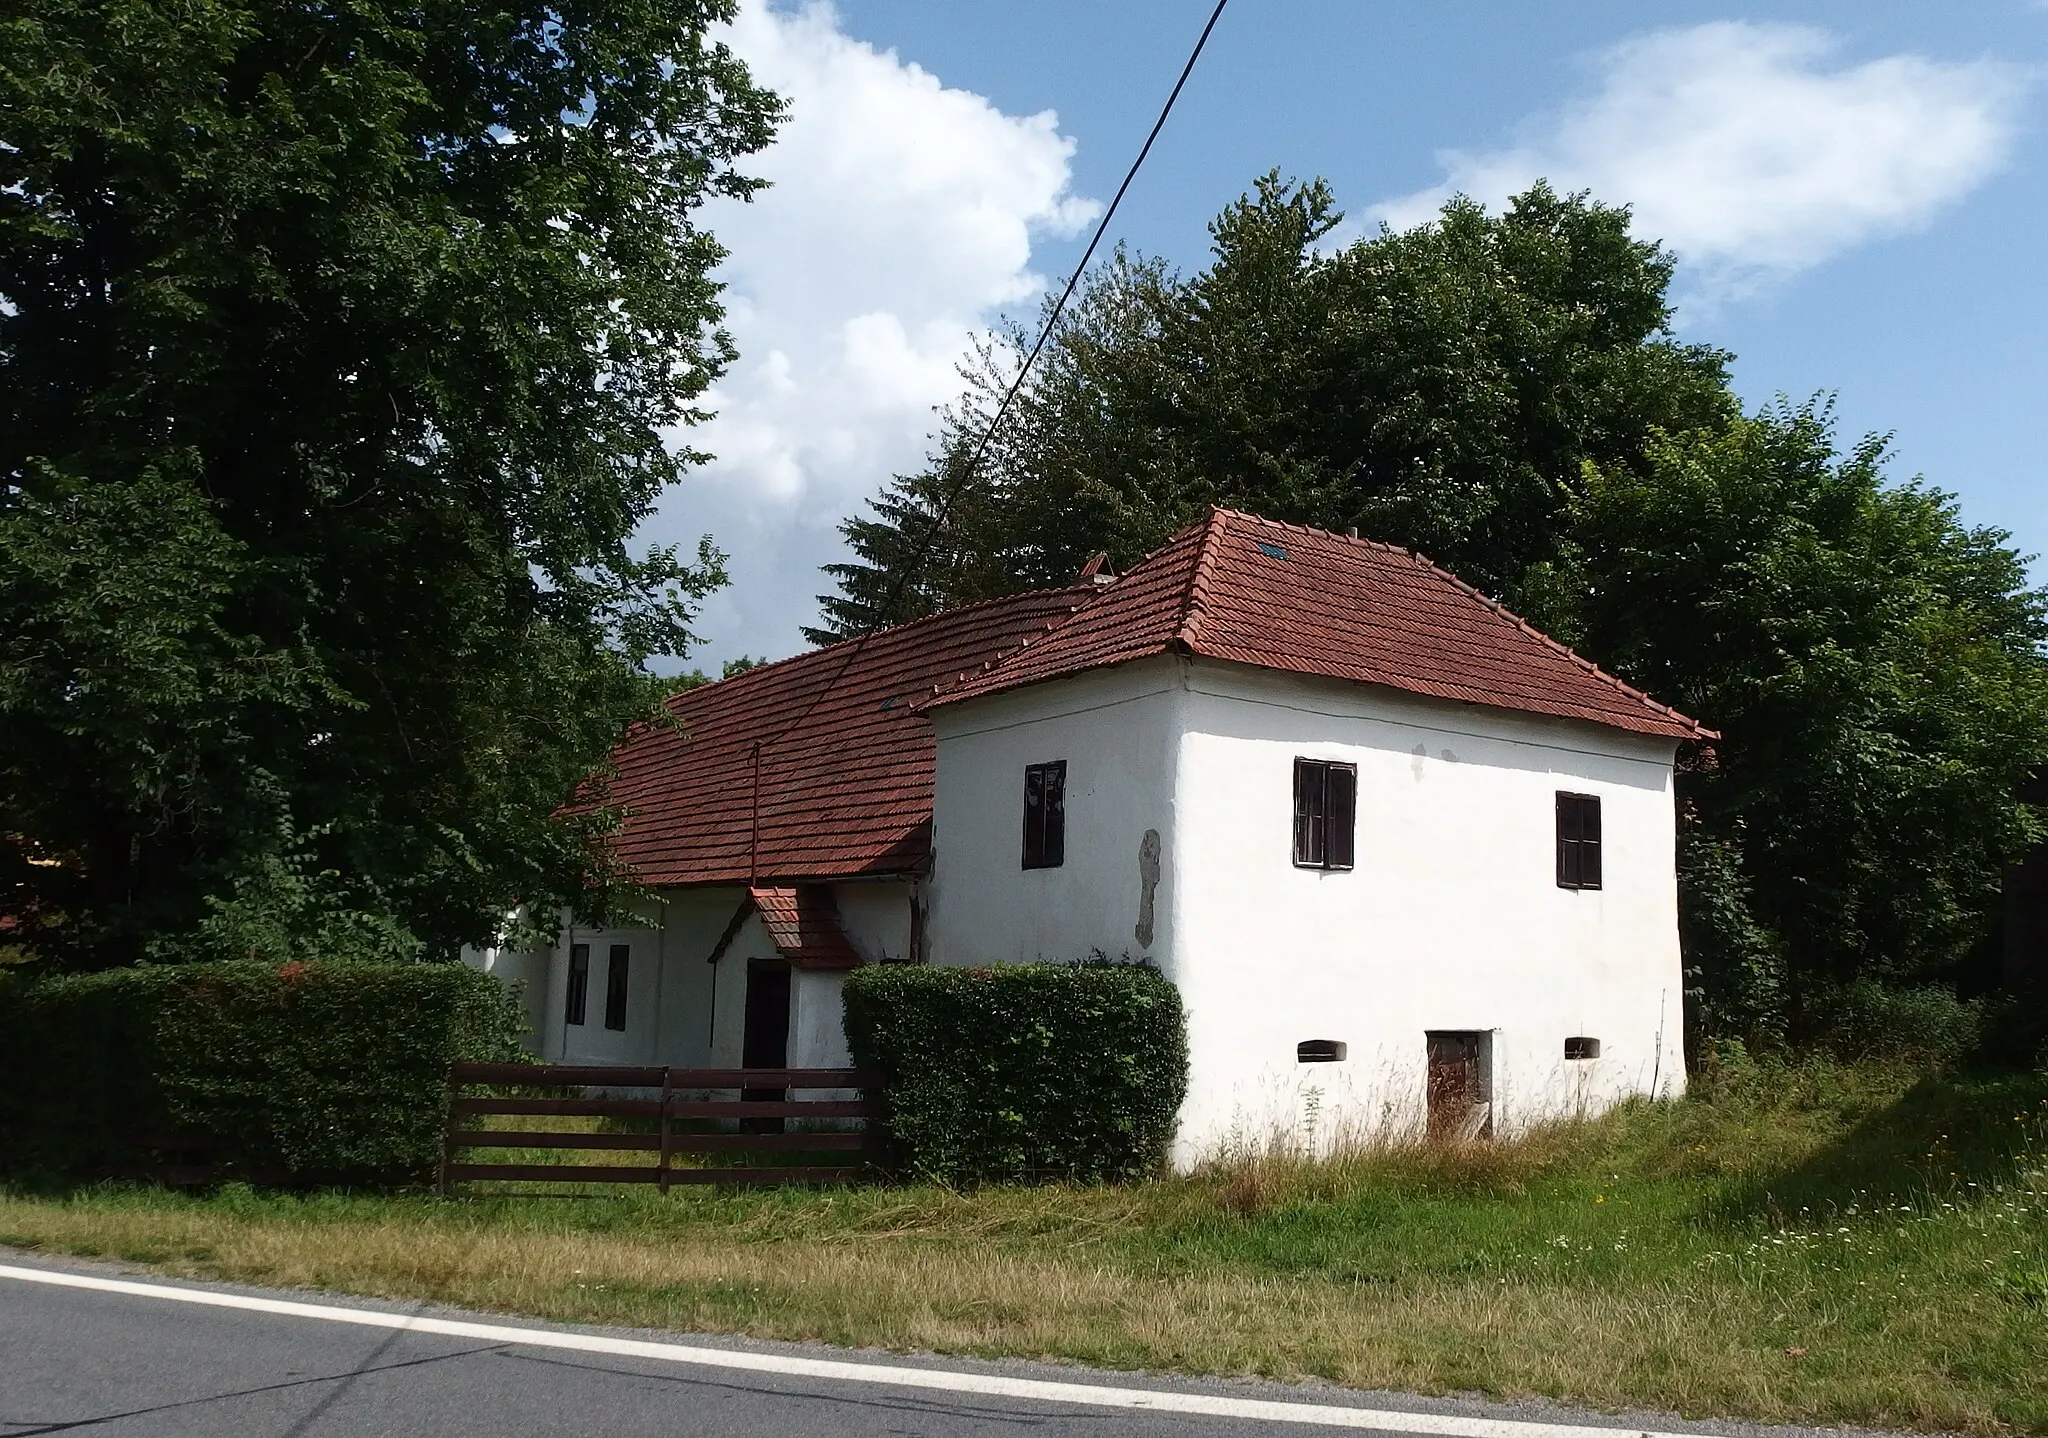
[1172,508,1229,651]
[914,600,1091,706]
[1211,507,1413,559]
[1203,509,1712,740]
[912,519,1213,709]
[668,581,1098,713]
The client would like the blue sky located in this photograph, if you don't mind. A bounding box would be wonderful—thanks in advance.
[665,2,2048,667]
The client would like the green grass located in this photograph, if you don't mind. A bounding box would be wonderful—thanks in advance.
[4,1056,2046,1434]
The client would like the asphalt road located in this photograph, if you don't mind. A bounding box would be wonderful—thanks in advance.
[0,1251,1907,1438]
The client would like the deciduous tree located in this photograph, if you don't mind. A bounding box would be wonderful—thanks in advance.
[818,177,2048,1034]
[0,0,779,965]
[1565,406,2048,1032]
[815,177,1733,638]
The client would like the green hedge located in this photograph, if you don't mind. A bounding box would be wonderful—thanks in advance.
[843,961,1187,1185]
[0,961,526,1182]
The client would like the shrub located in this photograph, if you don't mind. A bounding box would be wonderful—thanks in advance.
[1801,980,1983,1067]
[0,961,526,1181]
[843,960,1188,1185]
[1971,985,2048,1073]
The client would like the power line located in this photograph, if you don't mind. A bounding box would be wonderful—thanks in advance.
[879,0,1233,608]
[740,0,1231,884]
[760,0,1228,732]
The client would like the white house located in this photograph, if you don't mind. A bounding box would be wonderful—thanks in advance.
[466,510,1712,1164]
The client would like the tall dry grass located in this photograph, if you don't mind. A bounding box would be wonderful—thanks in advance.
[3,1056,2045,1434]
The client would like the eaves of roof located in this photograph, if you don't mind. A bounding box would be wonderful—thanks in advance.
[920,509,1714,743]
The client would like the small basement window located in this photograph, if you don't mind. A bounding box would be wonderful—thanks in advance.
[1297,1039,1348,1063]
[1564,1036,1601,1060]
[565,943,590,1026]
[1293,758,1356,870]
[1556,791,1602,890]
[604,943,630,1031]
[1022,760,1067,869]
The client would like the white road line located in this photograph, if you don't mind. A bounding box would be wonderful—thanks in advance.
[0,1262,1677,1437]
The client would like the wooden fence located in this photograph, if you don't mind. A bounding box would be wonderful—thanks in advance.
[439,1063,889,1192]
[122,1132,245,1188]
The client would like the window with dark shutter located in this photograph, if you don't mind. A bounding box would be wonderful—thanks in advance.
[603,943,630,1030]
[565,943,590,1026]
[1556,792,1603,890]
[1293,758,1357,870]
[1022,760,1067,869]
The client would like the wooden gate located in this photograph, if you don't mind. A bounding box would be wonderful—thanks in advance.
[439,1063,887,1192]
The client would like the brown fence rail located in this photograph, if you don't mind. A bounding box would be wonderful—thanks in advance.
[439,1063,889,1193]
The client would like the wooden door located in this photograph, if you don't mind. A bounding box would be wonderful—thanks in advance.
[742,961,791,1133]
[1426,1031,1491,1140]
[742,961,791,1069]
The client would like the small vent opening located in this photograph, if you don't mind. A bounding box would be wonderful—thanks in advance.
[1297,1039,1347,1063]
[1564,1036,1601,1061]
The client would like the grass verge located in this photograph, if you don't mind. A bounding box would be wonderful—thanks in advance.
[4,1056,2046,1435]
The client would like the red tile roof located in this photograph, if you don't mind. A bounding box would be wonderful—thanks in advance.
[597,586,1092,887]
[924,510,1712,741]
[748,885,864,970]
[704,885,865,970]
[598,510,1709,887]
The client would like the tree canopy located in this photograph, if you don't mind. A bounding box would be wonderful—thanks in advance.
[820,176,2048,1037]
[1566,407,2048,1033]
[1,0,779,966]
[816,176,1734,639]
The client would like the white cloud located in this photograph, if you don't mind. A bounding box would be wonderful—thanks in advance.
[646,0,1096,665]
[1374,23,2026,300]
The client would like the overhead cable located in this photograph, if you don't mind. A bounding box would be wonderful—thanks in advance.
[741,0,1233,882]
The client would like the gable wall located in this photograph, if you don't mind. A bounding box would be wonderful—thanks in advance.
[927,657,1185,970]
[699,880,910,1070]
[695,908,853,1071]
[1169,660,1685,1161]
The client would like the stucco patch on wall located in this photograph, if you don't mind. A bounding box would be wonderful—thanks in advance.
[1135,828,1161,949]
[928,658,1182,969]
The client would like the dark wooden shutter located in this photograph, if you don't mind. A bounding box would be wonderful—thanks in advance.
[1293,758,1325,866]
[1295,759,1356,869]
[565,943,589,1026]
[1023,765,1044,866]
[1556,793,1577,888]
[1325,763,1356,869]
[1043,760,1065,867]
[1023,761,1067,868]
[1556,792,1602,890]
[1579,794,1602,889]
[603,943,630,1030]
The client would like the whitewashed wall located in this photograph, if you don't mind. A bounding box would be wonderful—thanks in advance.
[834,879,915,963]
[927,658,1184,969]
[469,654,1687,1166]
[927,655,1687,1167]
[465,942,550,1052]
[464,879,912,1070]
[1169,661,1685,1162]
